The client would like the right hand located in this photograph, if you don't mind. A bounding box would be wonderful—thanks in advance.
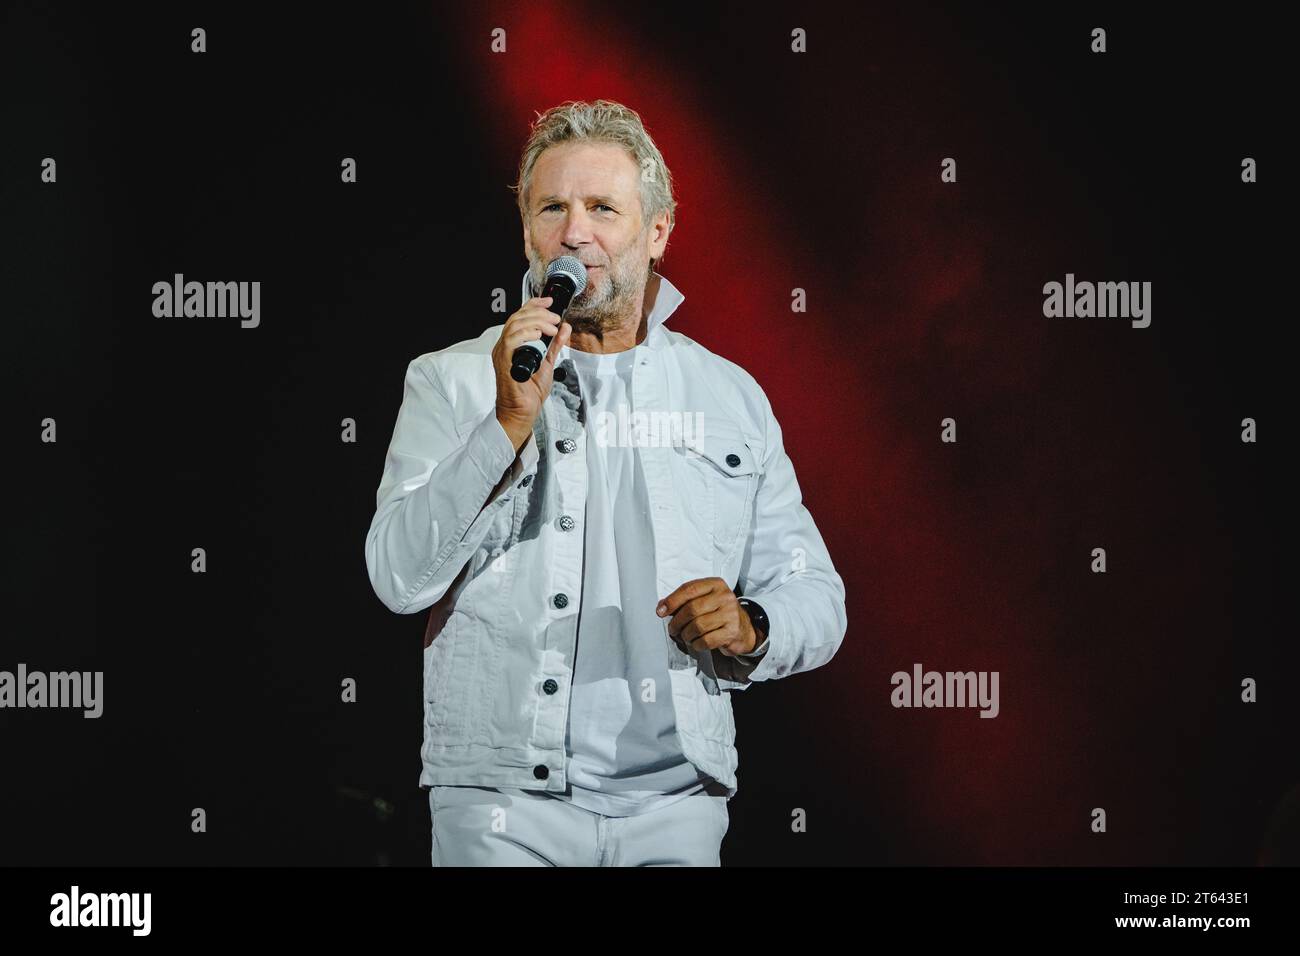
[492,296,572,451]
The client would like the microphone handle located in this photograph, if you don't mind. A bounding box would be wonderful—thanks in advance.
[509,275,576,382]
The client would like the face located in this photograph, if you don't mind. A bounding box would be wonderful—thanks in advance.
[522,141,670,338]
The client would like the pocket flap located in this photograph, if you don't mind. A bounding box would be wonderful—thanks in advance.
[685,424,758,478]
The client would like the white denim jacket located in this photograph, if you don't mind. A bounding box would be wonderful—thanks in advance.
[365,271,847,798]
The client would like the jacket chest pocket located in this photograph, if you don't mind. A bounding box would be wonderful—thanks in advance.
[674,420,761,569]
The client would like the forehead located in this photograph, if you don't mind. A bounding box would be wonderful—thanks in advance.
[531,141,639,198]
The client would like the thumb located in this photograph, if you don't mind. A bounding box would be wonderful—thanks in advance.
[543,321,571,369]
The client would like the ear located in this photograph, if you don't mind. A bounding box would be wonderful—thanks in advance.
[646,210,671,260]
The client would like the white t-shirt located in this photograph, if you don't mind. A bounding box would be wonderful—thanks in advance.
[556,343,714,816]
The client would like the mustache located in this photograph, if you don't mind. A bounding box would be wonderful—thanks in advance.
[533,257,607,269]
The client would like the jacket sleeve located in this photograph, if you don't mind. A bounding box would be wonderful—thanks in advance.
[713,383,848,688]
[365,357,539,615]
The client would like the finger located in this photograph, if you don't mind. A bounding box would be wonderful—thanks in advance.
[512,300,555,325]
[509,309,560,334]
[684,611,732,651]
[680,608,724,644]
[667,591,728,638]
[508,303,558,328]
[504,319,560,350]
[656,577,720,618]
[543,321,570,367]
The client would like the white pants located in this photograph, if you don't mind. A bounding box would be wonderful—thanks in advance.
[428,785,730,866]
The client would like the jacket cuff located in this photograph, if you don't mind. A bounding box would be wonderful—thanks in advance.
[734,596,783,683]
[470,410,540,497]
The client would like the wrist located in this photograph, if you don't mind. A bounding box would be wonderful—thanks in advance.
[495,410,533,453]
[737,598,769,656]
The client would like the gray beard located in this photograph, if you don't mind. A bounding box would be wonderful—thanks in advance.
[528,260,639,339]
[565,285,637,337]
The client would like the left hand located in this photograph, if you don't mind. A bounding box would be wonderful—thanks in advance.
[656,577,758,657]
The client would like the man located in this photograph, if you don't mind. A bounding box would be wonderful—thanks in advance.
[365,99,847,866]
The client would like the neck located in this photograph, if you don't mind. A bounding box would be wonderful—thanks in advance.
[569,274,659,354]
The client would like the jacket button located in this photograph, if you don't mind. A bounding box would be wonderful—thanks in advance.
[552,593,569,609]
[558,515,575,532]
[554,367,567,383]
[520,474,533,487]
[726,453,741,467]
[533,765,549,780]
[556,438,577,453]
[542,678,558,695]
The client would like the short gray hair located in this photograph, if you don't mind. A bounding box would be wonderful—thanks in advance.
[512,99,677,266]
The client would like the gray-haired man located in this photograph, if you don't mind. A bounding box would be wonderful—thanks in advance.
[366,100,847,865]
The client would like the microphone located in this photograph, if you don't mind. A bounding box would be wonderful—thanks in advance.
[510,255,589,382]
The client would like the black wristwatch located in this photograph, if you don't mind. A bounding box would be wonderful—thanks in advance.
[736,598,769,655]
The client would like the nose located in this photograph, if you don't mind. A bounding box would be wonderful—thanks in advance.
[560,207,595,249]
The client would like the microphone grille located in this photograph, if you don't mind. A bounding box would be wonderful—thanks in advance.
[545,255,589,295]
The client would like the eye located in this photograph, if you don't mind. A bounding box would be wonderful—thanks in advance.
[540,202,614,213]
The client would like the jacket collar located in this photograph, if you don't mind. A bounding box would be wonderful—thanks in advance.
[519,268,684,351]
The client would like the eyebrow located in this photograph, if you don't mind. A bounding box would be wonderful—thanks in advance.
[534,195,620,208]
